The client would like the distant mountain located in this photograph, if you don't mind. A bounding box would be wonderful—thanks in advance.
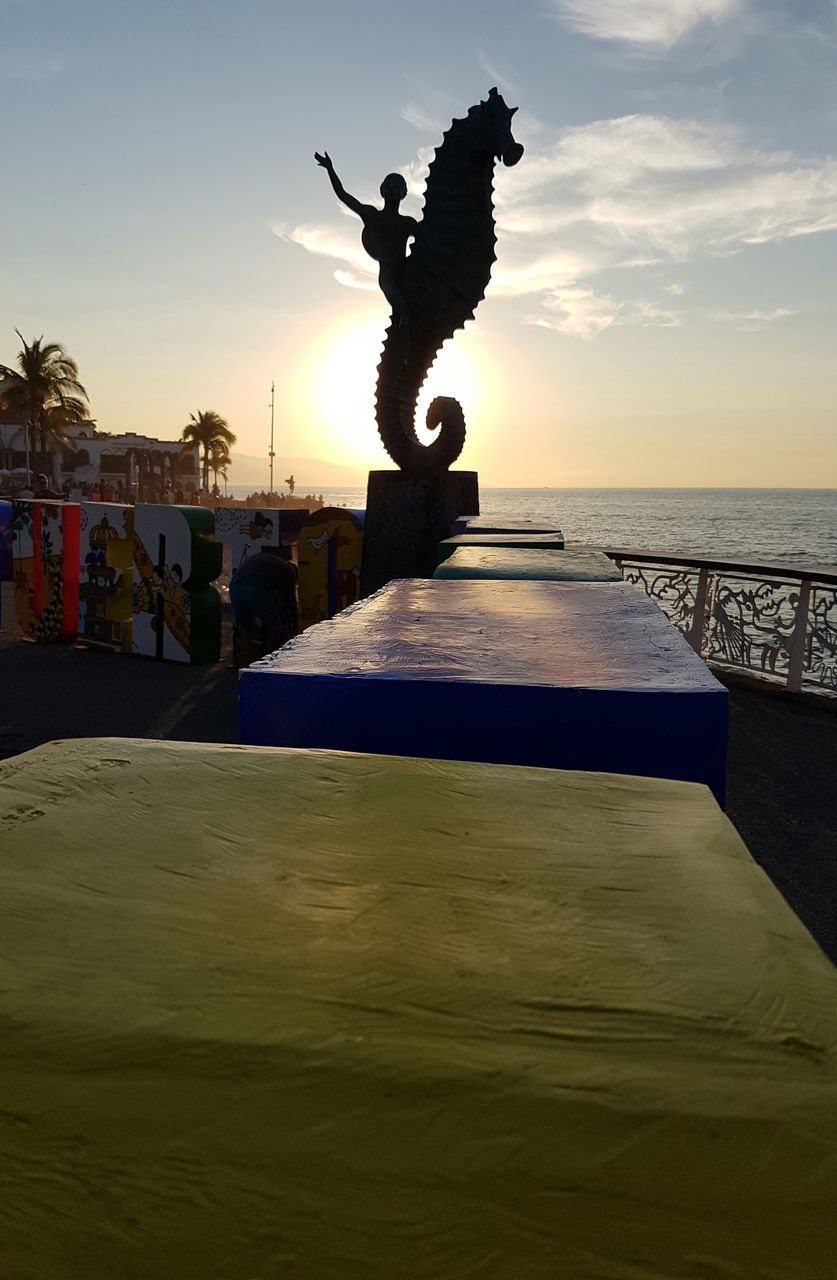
[229,453,366,488]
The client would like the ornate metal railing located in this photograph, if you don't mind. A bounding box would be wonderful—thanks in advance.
[605,549,837,697]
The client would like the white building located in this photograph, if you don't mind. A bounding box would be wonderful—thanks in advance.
[0,422,199,499]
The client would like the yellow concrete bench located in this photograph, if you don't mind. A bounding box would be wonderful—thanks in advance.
[1,738,835,1278]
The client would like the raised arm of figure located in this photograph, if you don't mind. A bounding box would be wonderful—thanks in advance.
[314,152,370,219]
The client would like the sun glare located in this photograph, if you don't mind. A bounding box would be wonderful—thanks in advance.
[312,317,484,462]
[313,319,382,458]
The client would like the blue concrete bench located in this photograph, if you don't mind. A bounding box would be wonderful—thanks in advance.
[240,578,728,803]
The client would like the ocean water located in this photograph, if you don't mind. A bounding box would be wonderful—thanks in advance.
[226,487,837,566]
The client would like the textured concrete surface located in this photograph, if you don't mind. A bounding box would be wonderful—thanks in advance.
[0,582,238,756]
[438,530,565,561]
[240,579,728,801]
[1,581,835,962]
[434,546,622,581]
[2,739,836,1278]
[725,683,837,963]
[458,516,560,534]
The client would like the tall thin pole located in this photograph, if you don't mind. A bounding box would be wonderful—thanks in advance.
[269,381,275,496]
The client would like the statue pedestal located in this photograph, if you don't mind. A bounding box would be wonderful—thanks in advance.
[360,470,479,596]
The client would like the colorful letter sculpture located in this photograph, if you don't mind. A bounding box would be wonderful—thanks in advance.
[11,500,81,642]
[0,500,11,632]
[213,506,310,588]
[77,503,135,652]
[0,500,11,581]
[297,507,365,629]
[132,504,223,663]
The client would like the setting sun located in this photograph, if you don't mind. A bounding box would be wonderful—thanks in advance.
[312,316,484,464]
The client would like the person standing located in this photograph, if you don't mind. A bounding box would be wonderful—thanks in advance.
[229,545,299,668]
[33,473,59,499]
[314,152,418,330]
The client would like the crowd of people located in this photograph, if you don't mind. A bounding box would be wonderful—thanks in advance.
[239,489,324,510]
[5,474,202,505]
[2,473,328,510]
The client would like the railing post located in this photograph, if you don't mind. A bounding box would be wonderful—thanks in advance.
[687,566,710,656]
[786,578,812,693]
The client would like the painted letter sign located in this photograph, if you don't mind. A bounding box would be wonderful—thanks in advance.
[11,500,80,643]
[132,504,222,663]
[78,502,135,651]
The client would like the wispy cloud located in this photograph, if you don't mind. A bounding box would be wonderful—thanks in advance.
[492,113,835,331]
[277,111,834,339]
[272,221,376,287]
[400,103,443,134]
[477,51,517,96]
[334,269,378,293]
[399,144,436,198]
[527,289,680,339]
[528,286,621,338]
[554,0,745,49]
[517,115,836,250]
[491,252,591,296]
[631,300,682,326]
[506,115,753,202]
[713,306,795,330]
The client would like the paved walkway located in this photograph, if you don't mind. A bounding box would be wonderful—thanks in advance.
[2,581,835,962]
[725,684,837,963]
[0,583,239,754]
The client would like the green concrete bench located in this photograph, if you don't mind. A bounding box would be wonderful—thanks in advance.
[455,515,560,534]
[434,545,621,582]
[437,529,565,563]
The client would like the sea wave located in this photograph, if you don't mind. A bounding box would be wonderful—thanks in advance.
[224,486,837,567]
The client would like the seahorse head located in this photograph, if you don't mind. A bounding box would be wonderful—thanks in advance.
[466,87,524,168]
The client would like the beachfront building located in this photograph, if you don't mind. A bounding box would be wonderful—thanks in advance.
[0,421,199,500]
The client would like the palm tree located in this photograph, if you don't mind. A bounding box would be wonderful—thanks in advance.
[0,330,89,481]
[180,410,236,492]
[207,442,232,494]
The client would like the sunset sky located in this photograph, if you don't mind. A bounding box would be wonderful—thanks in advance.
[3,0,837,486]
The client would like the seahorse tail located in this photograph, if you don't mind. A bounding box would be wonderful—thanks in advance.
[375,322,467,474]
[423,396,466,471]
[374,321,414,471]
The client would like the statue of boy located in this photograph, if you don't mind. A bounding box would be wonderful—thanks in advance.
[314,152,418,327]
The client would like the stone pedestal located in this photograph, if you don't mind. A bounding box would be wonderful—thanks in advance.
[360,469,479,596]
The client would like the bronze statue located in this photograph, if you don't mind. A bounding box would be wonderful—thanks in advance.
[316,88,523,474]
[314,154,417,331]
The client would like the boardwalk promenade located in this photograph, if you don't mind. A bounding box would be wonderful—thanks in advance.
[0,588,238,754]
[2,585,835,962]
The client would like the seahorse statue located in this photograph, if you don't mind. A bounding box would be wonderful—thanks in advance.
[316,88,523,474]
